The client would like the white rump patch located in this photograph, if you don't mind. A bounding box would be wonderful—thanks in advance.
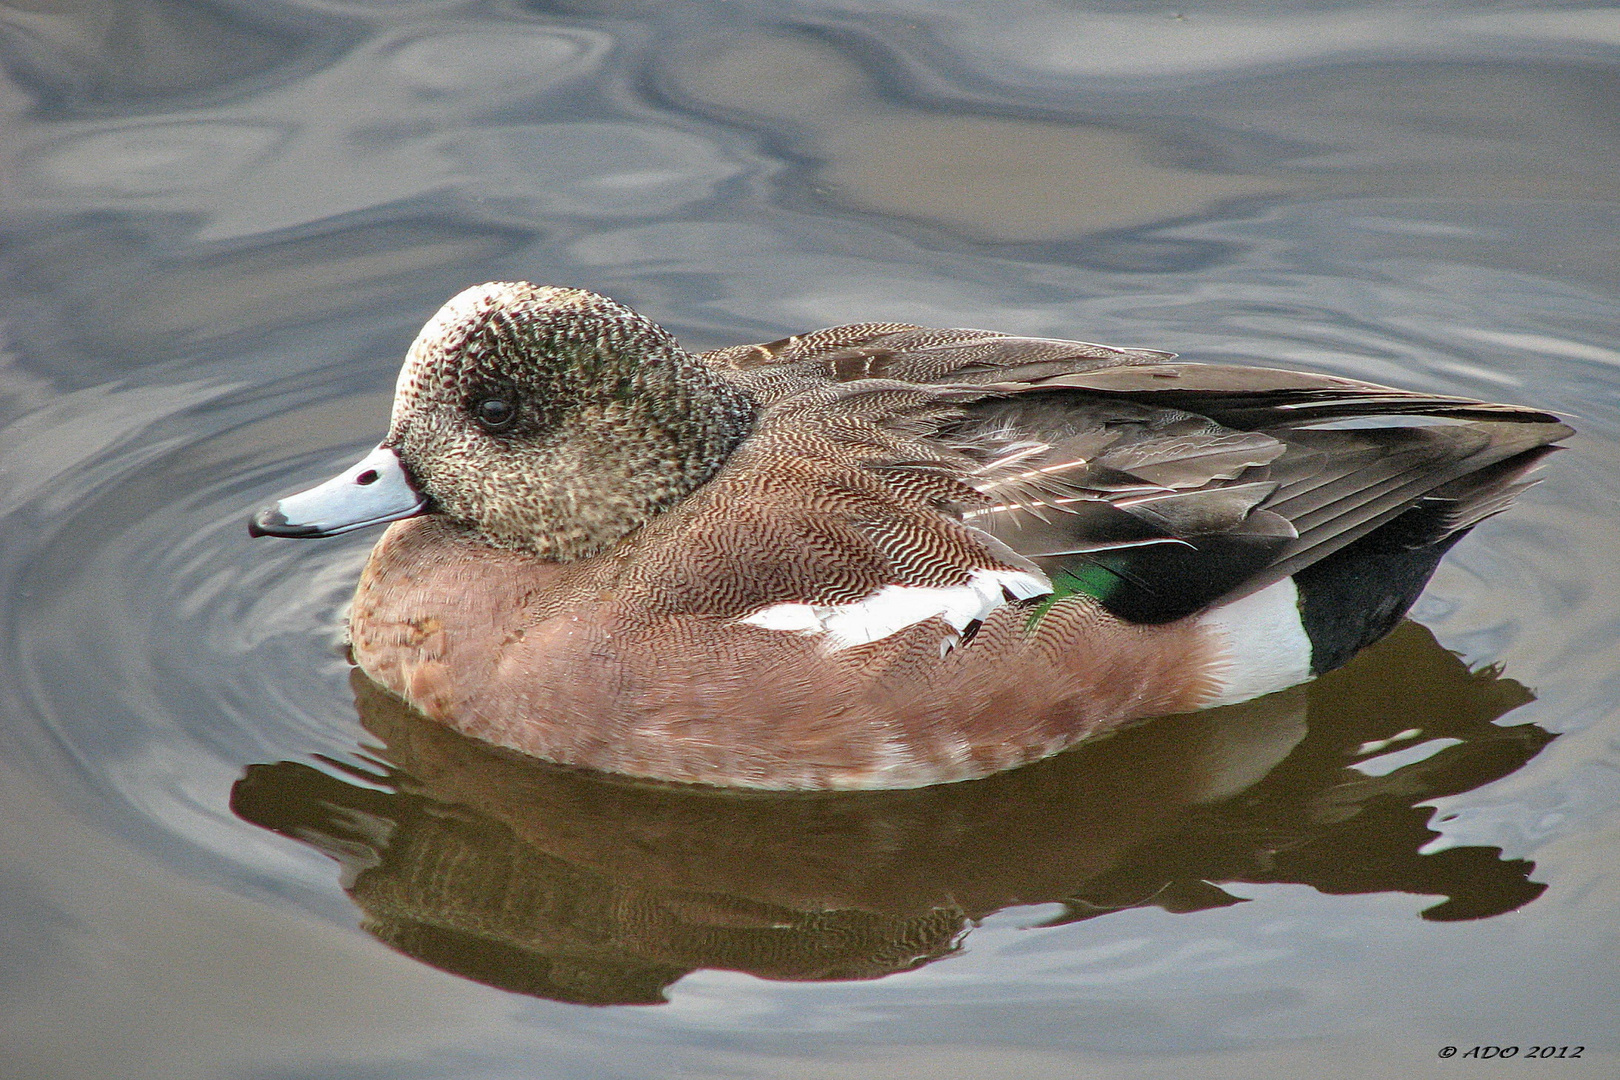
[739,568,1051,651]
[1195,577,1314,707]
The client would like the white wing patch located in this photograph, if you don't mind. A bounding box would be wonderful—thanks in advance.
[739,568,1052,651]
[1195,577,1314,706]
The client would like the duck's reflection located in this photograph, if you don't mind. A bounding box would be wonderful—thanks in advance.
[232,620,1551,1006]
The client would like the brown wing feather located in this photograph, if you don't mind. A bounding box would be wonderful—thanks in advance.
[712,327,1173,405]
[709,325,1570,622]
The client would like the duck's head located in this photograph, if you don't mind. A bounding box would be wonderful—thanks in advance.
[250,282,755,559]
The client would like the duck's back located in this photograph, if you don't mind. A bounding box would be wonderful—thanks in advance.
[704,322,1569,670]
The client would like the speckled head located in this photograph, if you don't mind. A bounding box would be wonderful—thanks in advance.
[384,282,755,559]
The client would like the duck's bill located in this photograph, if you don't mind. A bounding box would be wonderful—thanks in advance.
[249,445,429,538]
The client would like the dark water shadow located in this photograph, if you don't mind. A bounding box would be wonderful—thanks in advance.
[231,620,1551,1007]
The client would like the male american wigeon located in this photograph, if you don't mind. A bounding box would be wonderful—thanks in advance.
[251,282,1570,790]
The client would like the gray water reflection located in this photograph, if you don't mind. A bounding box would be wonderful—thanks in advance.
[1,1,1618,1077]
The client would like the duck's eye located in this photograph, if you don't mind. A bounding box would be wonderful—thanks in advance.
[472,396,518,433]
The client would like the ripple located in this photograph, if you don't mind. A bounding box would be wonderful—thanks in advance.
[23,120,287,197]
[0,377,387,864]
[385,27,607,98]
[909,2,1620,83]
[446,122,746,220]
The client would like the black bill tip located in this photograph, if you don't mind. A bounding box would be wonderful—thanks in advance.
[249,504,327,539]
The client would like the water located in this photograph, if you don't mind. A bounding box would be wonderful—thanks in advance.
[1,2,1617,1077]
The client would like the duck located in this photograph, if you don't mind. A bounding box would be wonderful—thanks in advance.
[249,282,1571,791]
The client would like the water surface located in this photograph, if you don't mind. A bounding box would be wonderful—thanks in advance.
[1,2,1617,1077]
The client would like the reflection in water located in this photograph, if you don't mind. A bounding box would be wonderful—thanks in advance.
[233,621,1549,1007]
